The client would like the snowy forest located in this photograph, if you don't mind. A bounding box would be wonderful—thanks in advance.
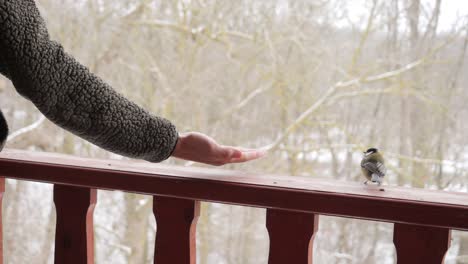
[0,0,467,263]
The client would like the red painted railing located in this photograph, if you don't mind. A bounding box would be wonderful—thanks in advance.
[0,149,467,264]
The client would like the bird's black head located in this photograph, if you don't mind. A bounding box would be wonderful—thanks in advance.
[364,148,378,155]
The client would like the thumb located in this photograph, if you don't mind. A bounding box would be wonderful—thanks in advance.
[230,148,243,159]
[222,147,242,160]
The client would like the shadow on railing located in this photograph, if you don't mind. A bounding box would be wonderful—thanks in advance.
[0,149,467,264]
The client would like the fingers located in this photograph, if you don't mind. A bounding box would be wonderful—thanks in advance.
[216,147,239,160]
[172,131,267,166]
[228,149,267,163]
[225,148,243,159]
[214,147,266,166]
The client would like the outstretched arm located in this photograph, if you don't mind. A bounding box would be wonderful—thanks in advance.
[0,0,266,164]
[0,0,177,162]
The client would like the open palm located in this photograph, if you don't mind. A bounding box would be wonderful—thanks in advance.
[171,132,266,166]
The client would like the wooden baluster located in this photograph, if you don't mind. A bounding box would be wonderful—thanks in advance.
[86,189,97,264]
[266,209,319,264]
[54,185,97,264]
[0,178,4,264]
[394,223,451,264]
[153,196,200,264]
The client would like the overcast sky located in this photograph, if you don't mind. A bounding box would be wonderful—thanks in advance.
[439,0,468,30]
[342,0,468,32]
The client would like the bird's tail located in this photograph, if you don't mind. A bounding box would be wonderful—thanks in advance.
[0,109,8,151]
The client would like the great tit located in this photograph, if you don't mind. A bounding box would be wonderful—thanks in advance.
[361,148,386,186]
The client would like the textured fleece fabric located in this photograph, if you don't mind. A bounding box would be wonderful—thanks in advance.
[0,0,178,162]
[0,110,6,151]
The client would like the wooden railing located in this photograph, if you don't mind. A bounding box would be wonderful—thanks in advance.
[0,149,467,264]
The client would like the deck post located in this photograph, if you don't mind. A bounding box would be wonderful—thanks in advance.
[266,209,319,264]
[0,178,4,264]
[394,223,451,264]
[153,196,200,264]
[54,185,96,264]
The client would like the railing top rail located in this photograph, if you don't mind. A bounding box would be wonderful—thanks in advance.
[0,149,467,230]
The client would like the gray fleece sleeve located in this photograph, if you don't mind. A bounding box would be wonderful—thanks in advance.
[0,0,178,162]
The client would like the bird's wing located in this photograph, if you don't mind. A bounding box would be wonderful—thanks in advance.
[361,162,386,177]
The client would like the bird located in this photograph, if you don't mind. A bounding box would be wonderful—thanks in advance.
[361,148,386,186]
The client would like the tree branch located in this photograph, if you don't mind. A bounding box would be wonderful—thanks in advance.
[263,59,424,151]
[7,115,47,142]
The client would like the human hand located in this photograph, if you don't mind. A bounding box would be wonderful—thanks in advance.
[171,132,267,166]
